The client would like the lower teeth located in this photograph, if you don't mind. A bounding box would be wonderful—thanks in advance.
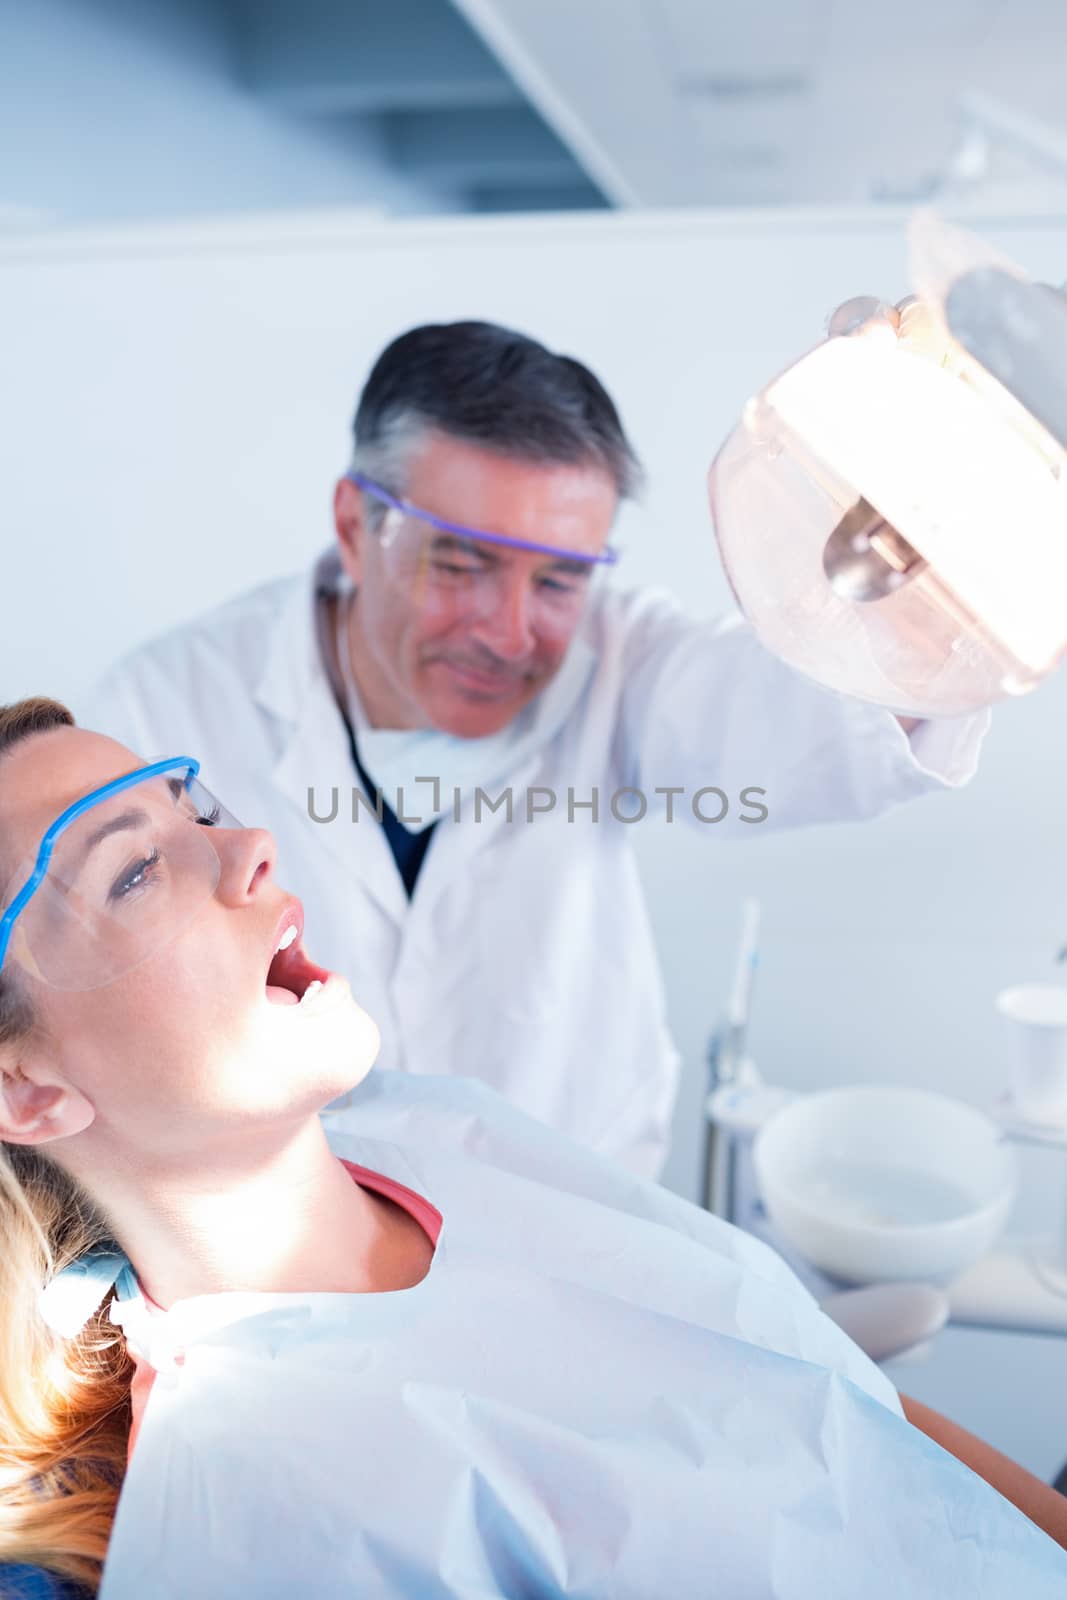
[300,979,324,1006]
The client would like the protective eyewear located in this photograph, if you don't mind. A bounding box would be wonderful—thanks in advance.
[347,471,616,640]
[348,472,619,567]
[0,758,241,993]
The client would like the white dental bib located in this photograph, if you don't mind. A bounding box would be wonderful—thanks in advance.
[100,1075,1067,1598]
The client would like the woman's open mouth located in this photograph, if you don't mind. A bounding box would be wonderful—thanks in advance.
[264,901,340,1012]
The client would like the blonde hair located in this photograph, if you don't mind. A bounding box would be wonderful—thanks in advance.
[0,699,132,1594]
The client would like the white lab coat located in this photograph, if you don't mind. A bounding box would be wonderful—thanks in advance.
[84,552,986,1177]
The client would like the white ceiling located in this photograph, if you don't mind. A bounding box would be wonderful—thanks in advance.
[450,0,1067,208]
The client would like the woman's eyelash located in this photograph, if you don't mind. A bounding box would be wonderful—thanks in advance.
[109,848,162,902]
[105,799,220,904]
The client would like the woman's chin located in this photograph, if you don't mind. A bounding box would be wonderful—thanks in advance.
[314,994,382,1097]
[346,1004,382,1080]
[255,979,381,1098]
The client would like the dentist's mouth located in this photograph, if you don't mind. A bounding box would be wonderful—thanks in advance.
[433,657,533,696]
[264,902,341,1011]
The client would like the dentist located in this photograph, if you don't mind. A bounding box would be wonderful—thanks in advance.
[86,320,986,1177]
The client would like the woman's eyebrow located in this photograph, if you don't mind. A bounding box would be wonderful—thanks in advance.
[77,807,150,864]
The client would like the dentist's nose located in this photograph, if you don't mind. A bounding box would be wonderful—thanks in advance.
[469,576,537,662]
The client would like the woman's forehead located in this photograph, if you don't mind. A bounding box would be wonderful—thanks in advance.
[1,728,143,871]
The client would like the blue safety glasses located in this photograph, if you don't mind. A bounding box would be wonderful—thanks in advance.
[0,758,240,992]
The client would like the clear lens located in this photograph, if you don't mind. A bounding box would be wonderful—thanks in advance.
[377,510,597,641]
[5,772,240,992]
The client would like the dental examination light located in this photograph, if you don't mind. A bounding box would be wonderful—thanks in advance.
[709,211,1067,718]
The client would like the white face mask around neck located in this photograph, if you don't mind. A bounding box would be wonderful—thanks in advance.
[333,593,597,833]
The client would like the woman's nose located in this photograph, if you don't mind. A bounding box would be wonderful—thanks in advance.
[214,827,277,906]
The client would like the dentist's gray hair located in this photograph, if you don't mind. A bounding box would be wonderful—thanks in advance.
[350,320,643,527]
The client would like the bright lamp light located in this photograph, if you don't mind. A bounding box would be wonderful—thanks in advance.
[709,211,1067,717]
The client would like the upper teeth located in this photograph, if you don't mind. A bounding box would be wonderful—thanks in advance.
[275,925,298,955]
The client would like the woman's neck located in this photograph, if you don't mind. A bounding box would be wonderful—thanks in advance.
[82,1117,409,1309]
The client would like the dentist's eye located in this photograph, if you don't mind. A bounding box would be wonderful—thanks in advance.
[109,849,162,903]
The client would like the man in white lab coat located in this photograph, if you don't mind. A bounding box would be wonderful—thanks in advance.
[85,321,985,1178]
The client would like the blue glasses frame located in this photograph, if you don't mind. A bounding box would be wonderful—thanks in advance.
[0,757,201,980]
[347,471,620,567]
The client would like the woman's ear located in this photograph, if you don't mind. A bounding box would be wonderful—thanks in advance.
[0,1048,94,1145]
[333,477,366,588]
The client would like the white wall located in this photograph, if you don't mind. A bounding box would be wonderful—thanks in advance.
[3,204,1067,1473]
[0,0,441,226]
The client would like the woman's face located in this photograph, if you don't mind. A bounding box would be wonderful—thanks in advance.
[0,728,380,1165]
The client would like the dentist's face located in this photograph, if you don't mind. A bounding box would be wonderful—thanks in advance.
[334,433,618,737]
[0,728,379,1169]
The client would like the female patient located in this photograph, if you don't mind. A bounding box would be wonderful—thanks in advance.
[0,697,1065,1600]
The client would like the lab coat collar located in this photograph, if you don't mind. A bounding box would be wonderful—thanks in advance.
[253,548,342,728]
[253,550,410,925]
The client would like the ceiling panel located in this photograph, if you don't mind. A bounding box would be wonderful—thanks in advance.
[454,0,1067,208]
[649,0,828,79]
